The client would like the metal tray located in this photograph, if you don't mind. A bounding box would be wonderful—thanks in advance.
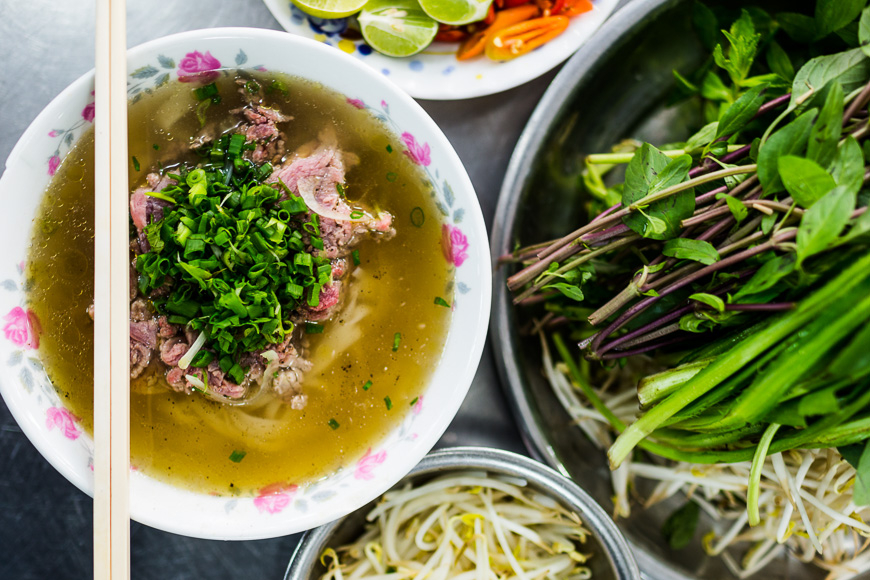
[490,0,822,579]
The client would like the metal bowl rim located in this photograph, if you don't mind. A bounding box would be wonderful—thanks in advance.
[284,446,641,580]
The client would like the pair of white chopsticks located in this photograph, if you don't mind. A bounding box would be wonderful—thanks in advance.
[94,0,130,577]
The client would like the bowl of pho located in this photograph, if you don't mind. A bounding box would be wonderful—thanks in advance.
[0,27,489,540]
[284,446,640,580]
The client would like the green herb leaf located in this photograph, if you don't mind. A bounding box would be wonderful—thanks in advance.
[229,450,247,463]
[757,109,816,195]
[542,282,585,302]
[816,0,866,38]
[692,1,719,51]
[766,41,795,81]
[716,84,766,138]
[778,156,837,208]
[733,254,796,301]
[662,239,720,265]
[778,12,817,44]
[861,6,870,58]
[662,501,700,549]
[797,185,857,266]
[807,81,845,168]
[838,440,870,506]
[830,321,870,381]
[622,146,695,240]
[690,293,726,313]
[713,10,760,86]
[700,71,732,102]
[831,136,865,196]
[790,48,870,113]
[715,193,748,223]
[685,122,718,154]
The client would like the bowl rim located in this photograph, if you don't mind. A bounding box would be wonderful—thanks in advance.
[283,446,641,580]
[489,1,696,579]
[0,26,491,540]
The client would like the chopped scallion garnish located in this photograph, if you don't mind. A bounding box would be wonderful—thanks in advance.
[384,396,393,410]
[328,418,340,430]
[392,332,401,352]
[132,156,140,172]
[410,207,424,228]
[434,296,450,308]
[229,450,246,463]
[363,380,372,391]
[351,249,361,266]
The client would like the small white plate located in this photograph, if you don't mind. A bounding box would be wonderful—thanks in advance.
[262,0,619,100]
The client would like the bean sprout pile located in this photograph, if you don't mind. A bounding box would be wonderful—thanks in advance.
[321,472,595,580]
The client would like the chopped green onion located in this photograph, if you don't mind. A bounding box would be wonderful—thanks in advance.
[351,249,361,266]
[434,296,450,308]
[193,82,219,102]
[350,211,364,219]
[132,156,140,172]
[410,397,418,407]
[392,332,401,352]
[363,380,372,391]
[306,322,324,334]
[153,144,160,150]
[336,183,345,197]
[229,450,247,463]
[386,144,393,153]
[328,418,340,430]
[384,396,393,410]
[386,172,397,182]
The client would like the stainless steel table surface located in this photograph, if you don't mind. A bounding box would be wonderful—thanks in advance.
[0,0,562,577]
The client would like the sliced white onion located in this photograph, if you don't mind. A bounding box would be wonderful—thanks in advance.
[185,374,205,390]
[178,330,207,370]
[296,177,369,223]
[261,350,279,362]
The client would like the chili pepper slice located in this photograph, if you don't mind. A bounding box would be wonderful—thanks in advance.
[456,4,540,60]
[559,0,592,17]
[484,15,569,61]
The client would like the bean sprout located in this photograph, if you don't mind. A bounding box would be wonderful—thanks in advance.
[320,472,594,580]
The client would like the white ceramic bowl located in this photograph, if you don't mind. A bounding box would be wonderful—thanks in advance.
[0,27,490,540]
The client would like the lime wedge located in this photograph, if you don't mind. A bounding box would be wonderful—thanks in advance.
[418,0,491,26]
[291,0,368,19]
[358,0,439,58]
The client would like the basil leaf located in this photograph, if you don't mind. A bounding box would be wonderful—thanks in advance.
[622,145,695,240]
[716,84,766,138]
[831,136,865,196]
[662,501,701,550]
[685,122,718,154]
[733,254,796,301]
[790,48,870,113]
[715,193,748,223]
[757,109,816,195]
[777,12,817,44]
[766,41,795,81]
[816,0,867,38]
[778,156,837,208]
[701,71,731,102]
[713,10,760,86]
[807,81,844,168]
[689,292,726,313]
[662,238,720,265]
[542,283,585,302]
[861,6,870,58]
[844,208,870,242]
[796,185,857,266]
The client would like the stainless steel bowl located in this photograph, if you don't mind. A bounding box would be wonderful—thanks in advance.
[284,446,640,580]
[490,1,816,579]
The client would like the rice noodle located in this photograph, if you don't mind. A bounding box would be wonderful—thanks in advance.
[540,341,870,579]
[320,472,594,580]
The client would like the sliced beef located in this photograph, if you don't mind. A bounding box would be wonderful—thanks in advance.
[159,337,189,367]
[130,319,157,379]
[157,316,179,338]
[130,173,175,233]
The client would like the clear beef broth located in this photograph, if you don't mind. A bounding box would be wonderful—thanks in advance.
[26,72,453,494]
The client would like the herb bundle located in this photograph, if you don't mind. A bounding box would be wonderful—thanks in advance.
[137,132,332,380]
[506,0,870,532]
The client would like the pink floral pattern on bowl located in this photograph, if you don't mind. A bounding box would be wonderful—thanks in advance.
[254,482,299,514]
[442,224,469,267]
[177,50,222,83]
[354,448,387,481]
[46,407,81,440]
[3,307,40,350]
[401,132,431,167]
